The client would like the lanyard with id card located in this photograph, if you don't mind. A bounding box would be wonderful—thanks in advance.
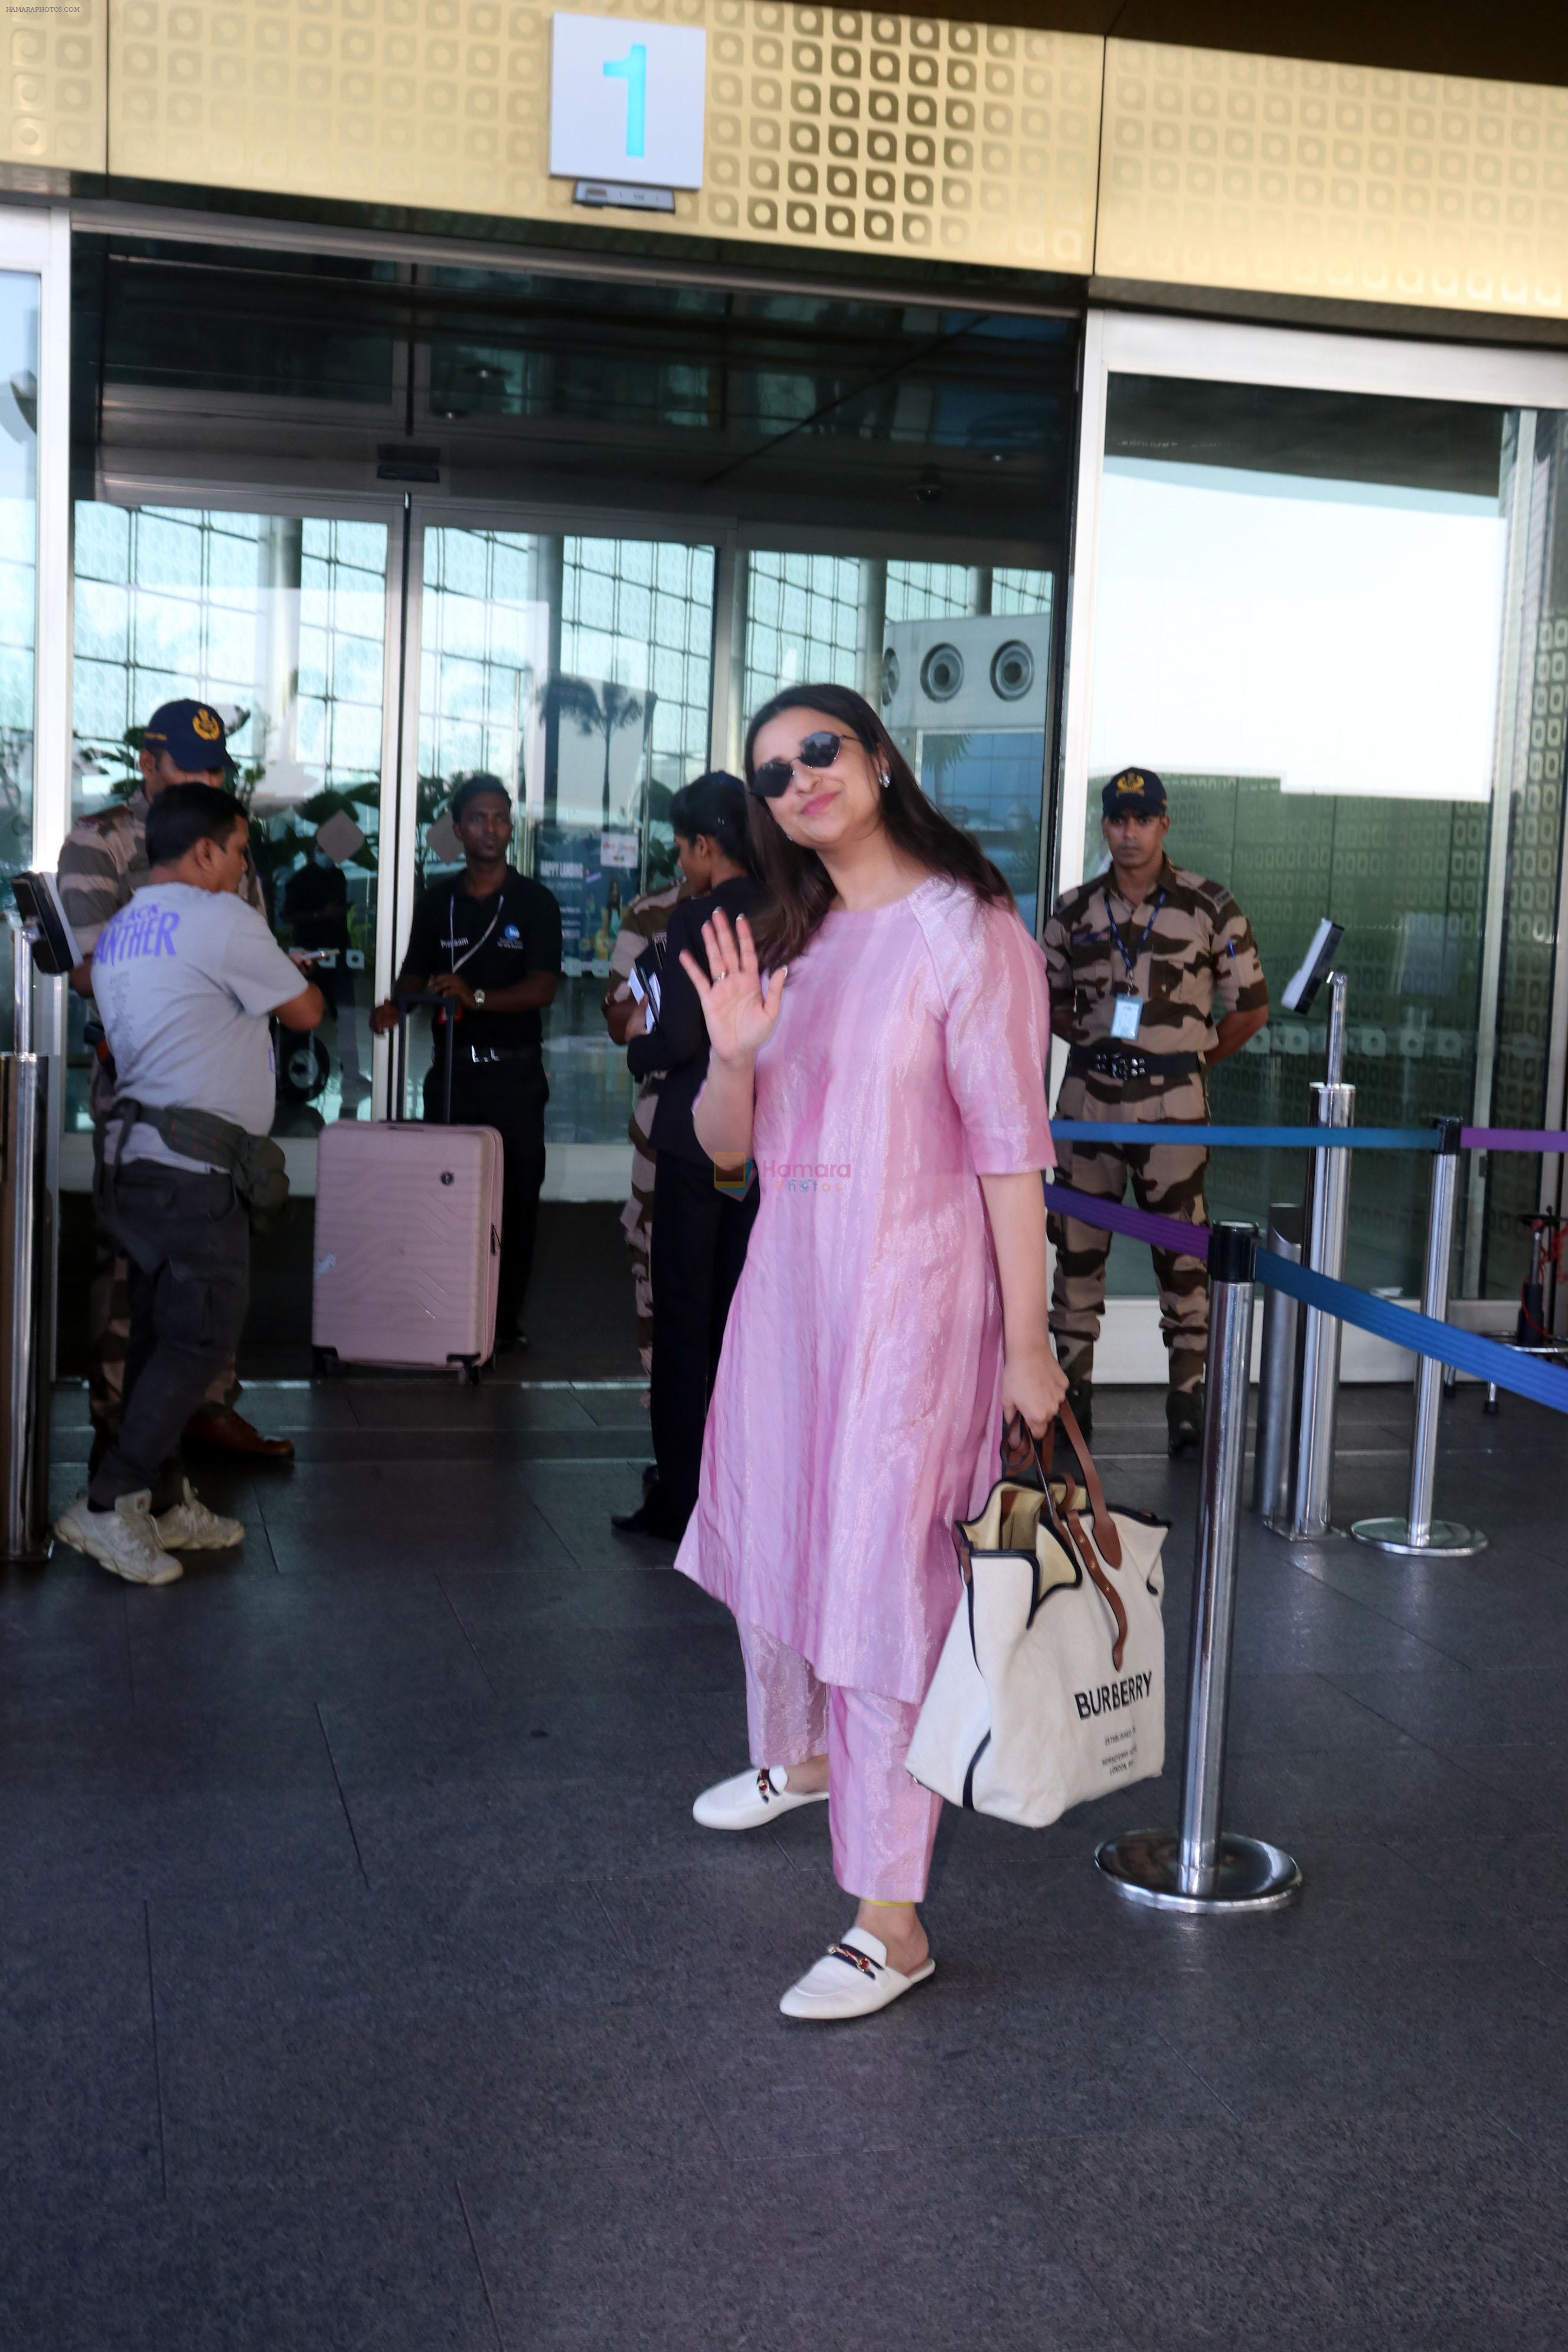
[1103,886,1164,1045]
[1110,988,1144,1041]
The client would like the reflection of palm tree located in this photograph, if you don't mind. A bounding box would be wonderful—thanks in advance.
[922,730,973,805]
[544,677,652,824]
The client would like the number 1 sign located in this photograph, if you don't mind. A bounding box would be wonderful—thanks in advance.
[549,14,708,190]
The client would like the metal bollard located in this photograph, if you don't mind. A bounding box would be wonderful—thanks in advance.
[1097,1224,1302,1913]
[1351,1119,1486,1559]
[1282,974,1355,1538]
[1254,1203,1303,1521]
[0,1048,51,1560]
[7,905,32,1056]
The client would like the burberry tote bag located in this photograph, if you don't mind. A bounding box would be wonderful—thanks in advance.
[907,1406,1168,1828]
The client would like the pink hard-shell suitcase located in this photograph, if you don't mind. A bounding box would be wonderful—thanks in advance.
[312,1000,504,1381]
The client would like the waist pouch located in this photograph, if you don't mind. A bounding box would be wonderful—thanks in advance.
[97,1098,290,1227]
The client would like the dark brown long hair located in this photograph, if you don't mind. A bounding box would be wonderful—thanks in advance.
[743,682,1012,965]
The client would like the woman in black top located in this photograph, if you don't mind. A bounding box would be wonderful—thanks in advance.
[615,772,765,1541]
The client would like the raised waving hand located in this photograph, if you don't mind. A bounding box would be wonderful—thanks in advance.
[679,907,786,1064]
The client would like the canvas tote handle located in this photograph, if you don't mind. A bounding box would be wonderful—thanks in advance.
[1001,1403,1123,1569]
[1000,1407,1129,1671]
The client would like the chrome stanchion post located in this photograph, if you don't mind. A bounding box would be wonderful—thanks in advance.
[0,1043,50,1561]
[8,904,31,1056]
[1352,1119,1486,1559]
[1097,1224,1302,1914]
[1255,1203,1302,1523]
[1283,972,1354,1538]
[1323,968,1347,1090]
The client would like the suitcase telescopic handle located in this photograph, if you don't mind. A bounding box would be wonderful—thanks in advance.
[393,991,459,1125]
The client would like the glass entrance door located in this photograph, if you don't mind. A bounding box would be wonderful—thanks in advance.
[412,522,717,1144]
[68,500,393,1137]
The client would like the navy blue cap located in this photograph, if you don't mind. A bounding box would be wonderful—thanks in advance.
[143,699,236,778]
[1102,767,1167,818]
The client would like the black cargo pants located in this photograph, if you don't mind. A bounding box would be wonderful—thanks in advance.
[89,1163,251,1513]
[426,1050,548,1344]
[649,1152,759,1525]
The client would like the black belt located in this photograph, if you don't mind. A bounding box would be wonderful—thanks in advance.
[1066,1044,1203,1083]
[442,1044,541,1066]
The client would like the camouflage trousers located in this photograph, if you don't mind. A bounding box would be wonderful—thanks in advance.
[619,1094,658,1380]
[89,1215,235,1435]
[1047,1079,1210,1394]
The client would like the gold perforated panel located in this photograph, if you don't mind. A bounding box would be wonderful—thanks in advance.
[1097,38,1568,319]
[107,2,1101,273]
[1,0,105,172]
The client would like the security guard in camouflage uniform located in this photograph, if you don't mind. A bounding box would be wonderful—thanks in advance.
[1043,769,1269,1456]
[59,701,295,1473]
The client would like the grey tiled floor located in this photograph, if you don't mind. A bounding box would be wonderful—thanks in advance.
[8,1377,1568,2350]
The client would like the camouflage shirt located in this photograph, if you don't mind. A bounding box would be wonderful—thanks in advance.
[59,788,267,955]
[1044,857,1268,1060]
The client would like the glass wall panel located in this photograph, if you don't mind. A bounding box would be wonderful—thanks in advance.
[417,527,716,1144]
[0,272,37,1050]
[743,552,1053,932]
[68,504,389,1133]
[1469,412,1568,1298]
[1083,375,1547,1298]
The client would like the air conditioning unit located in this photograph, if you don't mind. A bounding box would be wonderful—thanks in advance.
[880,613,1050,735]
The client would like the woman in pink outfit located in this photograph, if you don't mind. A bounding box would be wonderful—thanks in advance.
[677,683,1064,2021]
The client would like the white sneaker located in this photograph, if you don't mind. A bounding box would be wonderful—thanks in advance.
[153,1479,244,1552]
[779,1925,935,2023]
[692,1765,830,1832]
[54,1491,182,1587]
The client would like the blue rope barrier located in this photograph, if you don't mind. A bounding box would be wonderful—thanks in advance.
[1049,1120,1568,1153]
[1041,1174,1568,1417]
[1255,1252,1568,1417]
[1049,1121,1438,1150]
[1044,1177,1210,1260]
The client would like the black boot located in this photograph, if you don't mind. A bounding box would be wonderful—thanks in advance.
[1064,1377,1093,1445]
[1167,1385,1204,1457]
[612,1482,688,1541]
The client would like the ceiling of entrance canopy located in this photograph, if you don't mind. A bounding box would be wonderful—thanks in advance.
[74,237,1077,554]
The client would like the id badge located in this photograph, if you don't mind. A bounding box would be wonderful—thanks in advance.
[1110,992,1144,1042]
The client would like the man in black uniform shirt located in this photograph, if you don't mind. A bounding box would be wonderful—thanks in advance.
[373,776,563,1347]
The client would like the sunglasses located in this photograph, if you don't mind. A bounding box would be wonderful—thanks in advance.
[750,730,847,801]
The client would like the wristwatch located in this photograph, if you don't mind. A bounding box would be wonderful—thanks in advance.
[472,989,486,1008]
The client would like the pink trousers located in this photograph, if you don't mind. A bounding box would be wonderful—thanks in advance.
[739,1622,942,1903]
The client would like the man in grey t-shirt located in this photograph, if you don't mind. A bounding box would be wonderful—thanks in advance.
[60,697,294,1468]
[55,787,324,1587]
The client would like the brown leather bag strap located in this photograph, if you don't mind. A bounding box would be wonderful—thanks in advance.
[1001,1406,1122,1569]
[1059,1496,1129,1671]
[997,1413,1130,1671]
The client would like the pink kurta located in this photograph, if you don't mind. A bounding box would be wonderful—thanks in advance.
[675,876,1055,1706]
